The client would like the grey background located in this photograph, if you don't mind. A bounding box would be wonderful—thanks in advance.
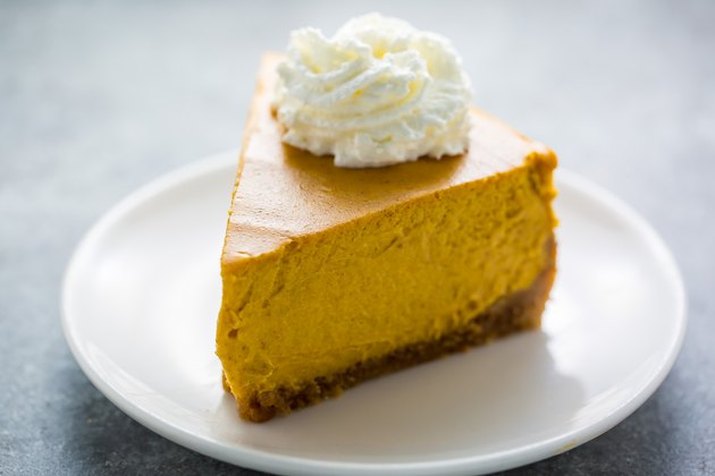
[1,0,713,474]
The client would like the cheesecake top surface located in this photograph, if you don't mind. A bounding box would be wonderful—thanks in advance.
[223,53,554,261]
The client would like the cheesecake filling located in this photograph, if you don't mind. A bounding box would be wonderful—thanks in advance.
[273,13,472,168]
[218,162,556,404]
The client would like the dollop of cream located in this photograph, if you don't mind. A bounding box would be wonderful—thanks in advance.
[274,13,472,168]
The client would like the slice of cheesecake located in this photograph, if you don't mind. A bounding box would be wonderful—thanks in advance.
[217,53,557,422]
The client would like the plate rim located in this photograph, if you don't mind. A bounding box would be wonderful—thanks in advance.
[61,153,687,476]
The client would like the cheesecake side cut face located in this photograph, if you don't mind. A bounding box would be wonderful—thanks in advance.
[217,53,558,422]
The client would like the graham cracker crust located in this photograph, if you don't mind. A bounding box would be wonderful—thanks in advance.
[225,238,557,422]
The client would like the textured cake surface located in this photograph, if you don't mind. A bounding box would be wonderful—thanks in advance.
[217,53,558,422]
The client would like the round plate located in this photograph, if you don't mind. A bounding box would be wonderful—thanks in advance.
[62,152,686,476]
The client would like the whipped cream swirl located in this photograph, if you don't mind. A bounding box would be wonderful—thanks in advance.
[274,13,472,168]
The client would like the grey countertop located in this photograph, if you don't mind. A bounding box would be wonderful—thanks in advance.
[1,1,714,474]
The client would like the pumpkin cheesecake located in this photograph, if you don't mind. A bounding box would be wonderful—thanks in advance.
[217,15,557,422]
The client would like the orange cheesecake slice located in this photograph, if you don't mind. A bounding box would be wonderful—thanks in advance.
[217,53,557,422]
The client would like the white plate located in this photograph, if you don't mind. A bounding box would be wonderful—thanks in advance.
[62,152,686,476]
